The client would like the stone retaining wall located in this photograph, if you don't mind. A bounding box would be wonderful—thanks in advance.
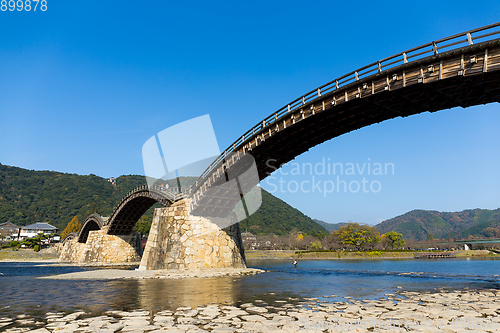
[139,199,246,270]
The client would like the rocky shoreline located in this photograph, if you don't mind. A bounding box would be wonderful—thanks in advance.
[2,288,500,332]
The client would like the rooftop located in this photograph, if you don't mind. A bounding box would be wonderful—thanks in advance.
[0,222,19,228]
[22,222,58,230]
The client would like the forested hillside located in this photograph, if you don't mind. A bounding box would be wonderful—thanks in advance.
[240,189,329,236]
[0,163,151,230]
[376,208,500,241]
[0,164,328,236]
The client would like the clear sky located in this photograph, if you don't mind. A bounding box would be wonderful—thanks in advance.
[1,1,499,225]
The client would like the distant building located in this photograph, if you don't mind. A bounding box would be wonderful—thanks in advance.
[0,222,19,239]
[241,232,256,243]
[241,232,257,250]
[108,177,116,185]
[18,222,58,240]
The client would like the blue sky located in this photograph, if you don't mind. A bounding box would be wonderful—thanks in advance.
[1,1,499,225]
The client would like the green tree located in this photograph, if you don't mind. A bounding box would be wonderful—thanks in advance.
[333,223,381,250]
[21,232,47,248]
[310,229,329,240]
[428,233,434,240]
[134,215,152,236]
[382,231,406,249]
[310,241,322,250]
[61,216,81,239]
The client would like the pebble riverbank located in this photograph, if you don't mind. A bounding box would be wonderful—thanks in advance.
[2,288,500,332]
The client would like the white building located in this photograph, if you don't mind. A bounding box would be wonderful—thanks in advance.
[17,222,58,240]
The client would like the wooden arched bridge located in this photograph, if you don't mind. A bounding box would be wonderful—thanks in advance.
[61,185,188,245]
[189,22,500,217]
[105,185,187,235]
[76,22,500,237]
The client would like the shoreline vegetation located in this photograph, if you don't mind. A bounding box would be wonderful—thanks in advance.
[245,249,497,260]
[0,248,497,263]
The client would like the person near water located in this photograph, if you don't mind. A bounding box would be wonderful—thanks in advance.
[293,259,297,268]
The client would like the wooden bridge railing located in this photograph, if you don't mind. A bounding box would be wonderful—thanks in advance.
[111,184,191,213]
[192,22,500,191]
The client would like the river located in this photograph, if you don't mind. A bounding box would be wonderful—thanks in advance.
[1,258,500,319]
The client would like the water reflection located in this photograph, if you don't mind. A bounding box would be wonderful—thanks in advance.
[0,275,244,317]
[135,276,241,311]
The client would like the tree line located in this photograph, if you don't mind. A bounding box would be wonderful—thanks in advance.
[243,222,405,251]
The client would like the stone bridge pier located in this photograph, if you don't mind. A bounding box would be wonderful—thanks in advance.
[59,226,143,263]
[139,199,246,270]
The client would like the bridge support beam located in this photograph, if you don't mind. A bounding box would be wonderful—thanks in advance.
[59,226,142,263]
[138,199,246,271]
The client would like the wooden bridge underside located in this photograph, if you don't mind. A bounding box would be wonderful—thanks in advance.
[190,41,500,217]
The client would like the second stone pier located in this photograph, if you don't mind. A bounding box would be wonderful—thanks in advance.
[139,199,246,271]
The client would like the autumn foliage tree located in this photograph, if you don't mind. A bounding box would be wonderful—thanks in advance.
[332,223,381,250]
[61,216,81,239]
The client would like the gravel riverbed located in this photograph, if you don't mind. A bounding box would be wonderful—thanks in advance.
[2,288,500,332]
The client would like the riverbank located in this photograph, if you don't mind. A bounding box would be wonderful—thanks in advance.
[1,248,495,263]
[0,248,59,261]
[245,249,497,260]
[2,287,499,332]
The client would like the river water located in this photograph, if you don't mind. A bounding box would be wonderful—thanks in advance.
[1,258,500,319]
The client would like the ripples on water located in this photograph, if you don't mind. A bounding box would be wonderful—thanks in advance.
[1,258,500,319]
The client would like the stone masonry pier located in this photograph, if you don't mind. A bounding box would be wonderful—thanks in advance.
[59,226,142,264]
[139,199,246,271]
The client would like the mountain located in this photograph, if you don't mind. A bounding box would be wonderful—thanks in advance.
[376,208,500,241]
[0,163,328,236]
[458,219,500,238]
[313,219,347,233]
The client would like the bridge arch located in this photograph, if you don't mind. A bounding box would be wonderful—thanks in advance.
[189,23,500,216]
[61,232,78,245]
[106,185,185,235]
[77,213,105,243]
